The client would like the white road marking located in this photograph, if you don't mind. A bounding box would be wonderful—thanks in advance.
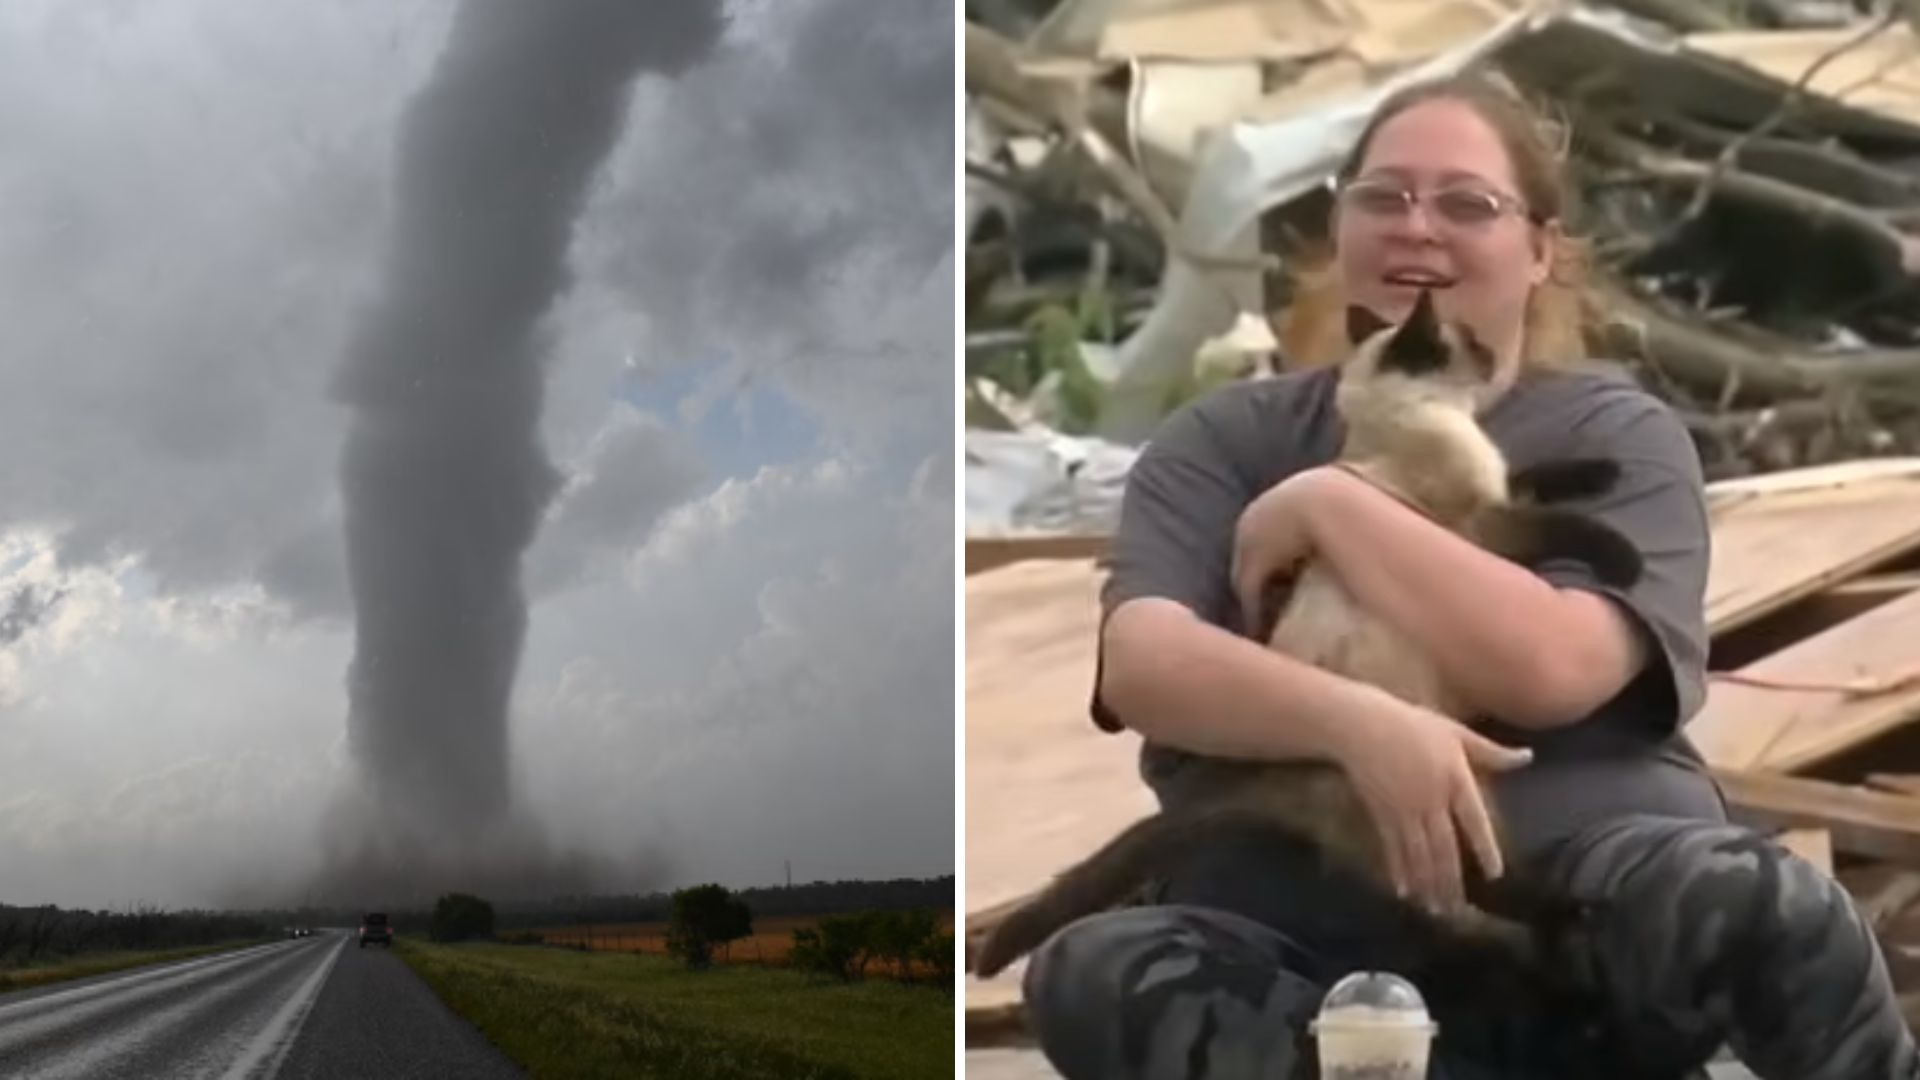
[22,946,311,1080]
[218,931,346,1080]
[0,940,289,1023]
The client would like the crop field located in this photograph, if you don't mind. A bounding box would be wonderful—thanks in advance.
[529,911,955,980]
[398,937,951,1080]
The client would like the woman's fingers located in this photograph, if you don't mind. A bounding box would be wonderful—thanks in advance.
[1399,819,1437,912]
[1453,772,1505,883]
[1233,574,1261,638]
[1375,811,1411,900]
[1424,809,1464,911]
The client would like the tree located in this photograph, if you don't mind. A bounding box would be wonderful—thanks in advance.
[430,893,495,942]
[24,906,61,963]
[666,884,752,970]
[716,895,752,963]
[871,909,937,982]
[791,912,881,982]
[918,931,954,989]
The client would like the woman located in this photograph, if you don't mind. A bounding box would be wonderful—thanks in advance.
[1019,71,1918,1079]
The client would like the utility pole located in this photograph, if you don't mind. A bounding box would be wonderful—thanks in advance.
[785,861,791,889]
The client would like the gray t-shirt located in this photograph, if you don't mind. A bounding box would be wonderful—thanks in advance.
[1090,362,1729,861]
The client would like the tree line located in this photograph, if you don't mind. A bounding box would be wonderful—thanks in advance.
[495,874,955,929]
[0,903,270,967]
[663,883,954,987]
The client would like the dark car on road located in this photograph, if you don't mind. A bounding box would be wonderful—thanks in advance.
[359,912,394,948]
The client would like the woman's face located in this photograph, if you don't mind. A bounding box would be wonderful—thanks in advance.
[1333,97,1550,372]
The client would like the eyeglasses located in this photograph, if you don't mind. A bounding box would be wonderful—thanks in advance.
[1333,176,1534,229]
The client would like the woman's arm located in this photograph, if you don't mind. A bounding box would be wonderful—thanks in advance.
[1100,595,1410,764]
[1101,594,1537,904]
[1235,466,1647,730]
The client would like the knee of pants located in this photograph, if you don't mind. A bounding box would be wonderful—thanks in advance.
[1020,905,1320,1040]
[1019,907,1154,1032]
[1583,821,1870,980]
[1019,905,1331,1080]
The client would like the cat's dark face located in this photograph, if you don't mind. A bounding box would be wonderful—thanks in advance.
[1344,289,1495,385]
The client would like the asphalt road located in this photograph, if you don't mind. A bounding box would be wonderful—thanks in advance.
[0,932,526,1080]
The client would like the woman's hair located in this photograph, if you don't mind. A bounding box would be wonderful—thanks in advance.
[1274,68,1593,370]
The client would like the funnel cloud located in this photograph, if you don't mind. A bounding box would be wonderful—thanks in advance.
[328,0,725,897]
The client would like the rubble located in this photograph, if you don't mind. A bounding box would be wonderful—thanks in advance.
[963,0,1920,1062]
[964,0,1920,541]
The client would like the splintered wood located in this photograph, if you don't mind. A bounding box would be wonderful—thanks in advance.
[1700,460,1920,635]
[965,558,1156,920]
[965,557,1154,1029]
[1690,460,1920,771]
[1691,589,1920,772]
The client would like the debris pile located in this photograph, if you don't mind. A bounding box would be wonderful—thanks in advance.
[965,0,1920,542]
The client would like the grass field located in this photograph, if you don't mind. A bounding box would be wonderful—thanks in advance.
[531,912,956,980]
[397,938,951,1080]
[0,939,273,994]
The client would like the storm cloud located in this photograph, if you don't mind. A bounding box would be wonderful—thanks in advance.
[0,0,953,911]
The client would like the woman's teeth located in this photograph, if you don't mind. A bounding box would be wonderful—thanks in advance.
[1383,272,1454,287]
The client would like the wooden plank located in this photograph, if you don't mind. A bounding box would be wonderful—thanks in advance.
[1703,465,1920,636]
[966,1048,1060,1079]
[1708,583,1914,672]
[1711,770,1920,866]
[1869,773,1920,799]
[965,558,1158,920]
[965,972,1029,1043]
[1775,828,1834,877]
[1687,587,1920,771]
[1704,458,1920,506]
[966,533,1109,576]
[1827,572,1920,599]
[1839,864,1920,931]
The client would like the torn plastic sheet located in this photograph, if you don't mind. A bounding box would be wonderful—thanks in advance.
[965,428,1141,536]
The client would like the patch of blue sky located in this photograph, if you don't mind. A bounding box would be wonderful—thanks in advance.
[612,351,823,479]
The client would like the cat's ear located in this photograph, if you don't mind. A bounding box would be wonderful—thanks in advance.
[1345,304,1392,346]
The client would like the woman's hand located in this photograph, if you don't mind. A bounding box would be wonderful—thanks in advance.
[1335,692,1534,913]
[1231,468,1340,636]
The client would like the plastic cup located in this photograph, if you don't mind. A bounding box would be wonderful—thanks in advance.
[1309,971,1438,1079]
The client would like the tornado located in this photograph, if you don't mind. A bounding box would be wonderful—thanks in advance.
[329,0,723,882]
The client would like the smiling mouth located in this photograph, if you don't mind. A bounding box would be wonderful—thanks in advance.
[1382,271,1457,288]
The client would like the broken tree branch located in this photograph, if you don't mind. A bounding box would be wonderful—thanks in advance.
[1656,1,1904,244]
[1606,0,1743,32]
[1581,125,1916,281]
[1679,398,1843,439]
[1595,277,1920,404]
[1635,109,1920,209]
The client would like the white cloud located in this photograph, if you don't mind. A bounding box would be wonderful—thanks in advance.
[513,450,953,889]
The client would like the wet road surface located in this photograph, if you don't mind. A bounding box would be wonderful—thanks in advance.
[0,932,525,1079]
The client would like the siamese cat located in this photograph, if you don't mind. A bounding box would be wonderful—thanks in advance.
[970,291,1639,987]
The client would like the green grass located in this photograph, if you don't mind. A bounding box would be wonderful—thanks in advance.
[396,939,952,1080]
[0,939,273,993]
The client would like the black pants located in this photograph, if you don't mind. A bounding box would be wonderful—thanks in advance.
[1021,814,1918,1079]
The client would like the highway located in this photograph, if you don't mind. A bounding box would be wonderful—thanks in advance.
[0,932,526,1079]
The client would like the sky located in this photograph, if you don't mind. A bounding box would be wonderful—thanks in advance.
[0,0,954,911]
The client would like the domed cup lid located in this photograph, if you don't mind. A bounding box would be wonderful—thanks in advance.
[1309,971,1437,1034]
